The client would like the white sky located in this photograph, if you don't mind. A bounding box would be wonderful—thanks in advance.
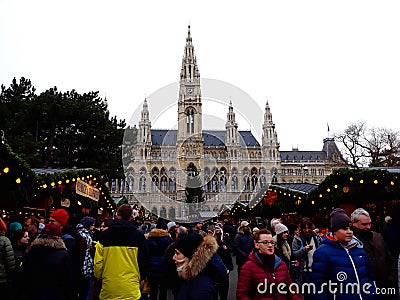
[1,0,400,151]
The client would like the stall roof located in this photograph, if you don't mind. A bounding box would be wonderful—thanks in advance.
[270,183,319,194]
[32,168,92,175]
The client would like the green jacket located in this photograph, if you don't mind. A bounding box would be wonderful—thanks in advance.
[0,232,15,283]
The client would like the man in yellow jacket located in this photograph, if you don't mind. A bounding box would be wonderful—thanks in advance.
[94,204,148,300]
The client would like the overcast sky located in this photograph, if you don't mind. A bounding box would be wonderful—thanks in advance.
[1,0,399,151]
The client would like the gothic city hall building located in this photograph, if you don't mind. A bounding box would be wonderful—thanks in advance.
[118,26,345,220]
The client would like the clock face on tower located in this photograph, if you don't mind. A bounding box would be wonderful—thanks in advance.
[186,88,193,96]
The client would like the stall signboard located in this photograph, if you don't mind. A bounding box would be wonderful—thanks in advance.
[76,180,100,202]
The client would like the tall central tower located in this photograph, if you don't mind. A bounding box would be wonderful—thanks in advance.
[177,26,204,170]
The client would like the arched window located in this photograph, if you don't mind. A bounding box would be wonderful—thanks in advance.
[152,176,159,191]
[169,207,176,219]
[151,207,158,216]
[186,108,195,134]
[161,176,168,192]
[212,176,218,192]
[160,207,167,218]
[169,178,176,192]
[231,176,238,190]
[220,176,227,192]
[251,175,258,190]
[139,176,146,191]
[204,176,210,191]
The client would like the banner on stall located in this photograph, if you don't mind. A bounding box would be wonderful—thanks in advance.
[76,180,100,202]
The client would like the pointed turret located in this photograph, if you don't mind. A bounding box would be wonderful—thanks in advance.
[225,100,239,146]
[138,98,151,146]
[180,25,200,84]
[177,26,203,143]
[262,99,280,161]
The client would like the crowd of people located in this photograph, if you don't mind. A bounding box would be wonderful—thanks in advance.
[0,204,400,299]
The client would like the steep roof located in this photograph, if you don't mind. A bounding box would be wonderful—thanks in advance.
[150,129,260,147]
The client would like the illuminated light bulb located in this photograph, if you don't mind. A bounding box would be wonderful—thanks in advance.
[66,179,70,183]
[77,177,80,181]
[319,194,323,198]
[77,201,82,206]
[334,185,338,188]
[374,180,378,184]
[3,167,9,173]
[16,178,21,184]
[72,178,76,182]
[51,182,55,187]
[58,181,62,185]
[43,184,47,189]
[360,179,364,184]
[327,188,331,192]
[349,177,353,181]
[311,201,315,205]
[390,181,395,186]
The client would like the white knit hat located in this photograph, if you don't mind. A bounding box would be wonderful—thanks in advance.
[275,223,289,235]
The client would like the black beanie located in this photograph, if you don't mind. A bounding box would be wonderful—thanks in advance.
[330,208,351,232]
[175,233,203,258]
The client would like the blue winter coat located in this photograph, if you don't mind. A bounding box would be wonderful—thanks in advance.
[146,228,173,280]
[310,234,378,300]
[175,235,228,300]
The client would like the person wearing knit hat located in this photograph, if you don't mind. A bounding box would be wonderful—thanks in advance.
[80,216,96,230]
[15,218,74,300]
[172,233,227,300]
[42,222,62,237]
[49,208,69,228]
[273,223,291,271]
[274,223,289,235]
[311,208,378,299]
[214,222,234,300]
[76,216,96,299]
[330,208,351,233]
[167,221,176,231]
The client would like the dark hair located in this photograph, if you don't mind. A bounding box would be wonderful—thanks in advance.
[299,217,315,230]
[253,228,272,241]
[13,229,26,241]
[102,218,113,227]
[25,216,40,228]
[117,204,133,221]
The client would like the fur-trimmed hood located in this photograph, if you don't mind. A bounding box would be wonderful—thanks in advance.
[147,228,170,238]
[28,234,66,251]
[178,235,219,281]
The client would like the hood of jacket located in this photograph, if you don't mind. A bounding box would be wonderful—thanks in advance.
[324,233,363,249]
[28,234,66,251]
[248,249,283,270]
[178,235,218,281]
[148,228,170,238]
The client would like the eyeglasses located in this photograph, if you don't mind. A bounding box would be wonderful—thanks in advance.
[257,241,275,246]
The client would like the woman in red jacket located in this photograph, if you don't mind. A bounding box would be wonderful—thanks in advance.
[237,229,301,300]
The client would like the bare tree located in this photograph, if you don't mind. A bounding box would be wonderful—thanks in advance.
[336,121,400,168]
[335,121,369,168]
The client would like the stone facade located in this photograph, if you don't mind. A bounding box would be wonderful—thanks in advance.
[114,26,346,221]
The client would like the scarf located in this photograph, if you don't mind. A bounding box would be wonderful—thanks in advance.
[77,224,94,279]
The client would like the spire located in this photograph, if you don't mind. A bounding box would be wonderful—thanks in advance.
[180,25,200,84]
[140,98,150,123]
[225,99,239,146]
[262,99,280,156]
[264,99,273,124]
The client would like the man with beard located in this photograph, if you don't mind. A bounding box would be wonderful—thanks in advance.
[233,221,253,274]
[351,208,397,299]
